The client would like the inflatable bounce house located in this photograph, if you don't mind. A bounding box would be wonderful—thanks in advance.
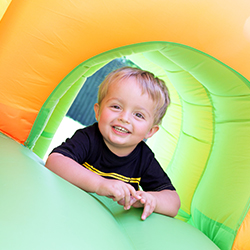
[1,0,249,249]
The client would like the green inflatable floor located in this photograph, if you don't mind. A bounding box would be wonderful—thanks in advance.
[0,133,219,250]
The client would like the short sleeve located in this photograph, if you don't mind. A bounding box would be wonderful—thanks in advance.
[139,148,175,192]
[51,128,91,164]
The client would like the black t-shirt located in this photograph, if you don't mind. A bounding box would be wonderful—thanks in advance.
[51,123,175,191]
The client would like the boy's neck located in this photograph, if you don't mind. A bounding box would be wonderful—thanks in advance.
[103,139,136,157]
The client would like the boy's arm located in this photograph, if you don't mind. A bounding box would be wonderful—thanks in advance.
[145,190,180,219]
[45,152,138,208]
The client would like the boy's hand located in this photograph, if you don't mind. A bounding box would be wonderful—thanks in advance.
[118,191,156,220]
[95,178,138,210]
[132,191,156,220]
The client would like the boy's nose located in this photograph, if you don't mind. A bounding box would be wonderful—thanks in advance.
[118,111,130,124]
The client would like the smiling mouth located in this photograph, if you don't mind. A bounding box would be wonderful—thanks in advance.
[113,126,130,134]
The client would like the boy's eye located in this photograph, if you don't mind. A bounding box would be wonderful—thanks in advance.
[111,105,120,109]
[135,112,144,119]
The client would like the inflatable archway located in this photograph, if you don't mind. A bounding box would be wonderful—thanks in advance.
[0,1,249,249]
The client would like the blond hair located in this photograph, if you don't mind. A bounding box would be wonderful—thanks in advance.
[97,66,170,125]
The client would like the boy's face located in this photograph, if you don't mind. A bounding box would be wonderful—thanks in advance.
[94,77,159,157]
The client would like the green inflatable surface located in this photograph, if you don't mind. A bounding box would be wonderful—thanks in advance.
[0,133,219,250]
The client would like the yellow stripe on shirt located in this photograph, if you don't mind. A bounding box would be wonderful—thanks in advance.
[83,162,141,185]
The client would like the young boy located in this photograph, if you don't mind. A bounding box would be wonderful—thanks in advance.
[45,67,180,220]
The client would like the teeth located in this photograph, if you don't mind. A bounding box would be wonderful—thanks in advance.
[114,126,129,133]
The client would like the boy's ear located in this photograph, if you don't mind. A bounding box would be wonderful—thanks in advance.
[94,103,100,121]
[145,125,159,139]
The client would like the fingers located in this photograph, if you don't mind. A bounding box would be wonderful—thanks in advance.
[124,185,143,209]
[104,180,136,210]
[112,188,156,220]
[100,179,158,218]
[137,192,156,220]
[128,186,141,200]
[141,200,154,220]
[123,186,132,210]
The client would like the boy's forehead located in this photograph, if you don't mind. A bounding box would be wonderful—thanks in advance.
[107,80,156,108]
[107,78,157,104]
